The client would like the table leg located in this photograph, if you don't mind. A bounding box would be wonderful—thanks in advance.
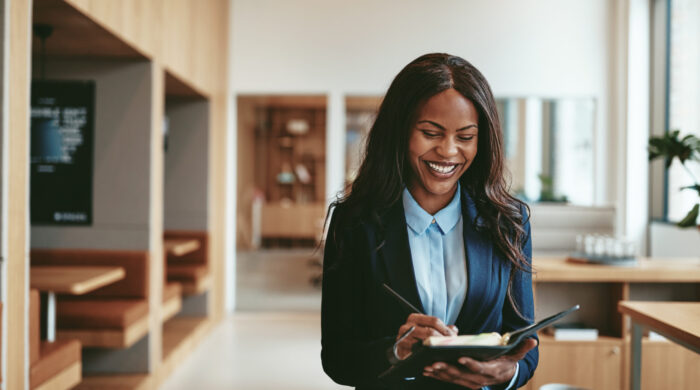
[631,322,642,390]
[46,290,56,342]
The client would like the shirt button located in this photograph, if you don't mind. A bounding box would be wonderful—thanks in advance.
[431,219,436,224]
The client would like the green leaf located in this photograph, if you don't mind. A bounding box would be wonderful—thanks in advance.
[681,184,700,196]
[648,129,700,166]
[677,203,699,228]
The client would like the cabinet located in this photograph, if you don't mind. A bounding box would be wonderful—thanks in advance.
[532,336,623,390]
[524,257,700,390]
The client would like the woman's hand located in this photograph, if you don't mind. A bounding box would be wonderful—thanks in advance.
[422,338,537,389]
[395,314,457,359]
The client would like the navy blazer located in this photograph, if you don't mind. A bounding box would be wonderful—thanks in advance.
[321,188,538,390]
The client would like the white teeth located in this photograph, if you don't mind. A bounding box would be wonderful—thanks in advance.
[426,161,458,174]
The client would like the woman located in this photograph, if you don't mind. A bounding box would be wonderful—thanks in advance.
[321,53,538,390]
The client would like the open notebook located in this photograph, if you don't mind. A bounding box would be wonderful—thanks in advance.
[379,305,580,381]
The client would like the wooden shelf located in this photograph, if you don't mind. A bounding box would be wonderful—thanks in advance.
[346,95,382,111]
[238,94,326,109]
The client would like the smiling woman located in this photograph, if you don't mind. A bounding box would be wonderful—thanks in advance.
[321,53,538,390]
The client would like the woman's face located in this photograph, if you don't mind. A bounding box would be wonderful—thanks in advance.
[407,88,479,209]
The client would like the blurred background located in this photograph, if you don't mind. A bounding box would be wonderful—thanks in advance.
[1,1,698,390]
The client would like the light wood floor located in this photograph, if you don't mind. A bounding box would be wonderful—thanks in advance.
[235,249,322,312]
[160,249,339,389]
[158,312,343,390]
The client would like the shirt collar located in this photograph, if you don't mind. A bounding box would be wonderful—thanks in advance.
[402,184,462,235]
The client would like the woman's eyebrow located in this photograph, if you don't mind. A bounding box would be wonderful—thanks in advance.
[416,120,477,131]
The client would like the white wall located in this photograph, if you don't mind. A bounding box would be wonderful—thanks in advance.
[232,0,615,205]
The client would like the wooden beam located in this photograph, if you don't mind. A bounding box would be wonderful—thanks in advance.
[7,0,32,388]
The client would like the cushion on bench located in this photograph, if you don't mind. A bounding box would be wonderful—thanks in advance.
[163,282,182,303]
[56,299,148,330]
[30,339,81,389]
[167,264,211,295]
[167,264,209,282]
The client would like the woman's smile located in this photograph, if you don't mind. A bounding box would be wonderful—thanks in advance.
[423,160,462,177]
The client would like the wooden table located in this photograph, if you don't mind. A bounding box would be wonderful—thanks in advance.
[164,239,200,257]
[618,301,700,390]
[30,266,125,342]
[534,256,700,282]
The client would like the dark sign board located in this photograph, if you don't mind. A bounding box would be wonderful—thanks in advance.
[31,80,95,225]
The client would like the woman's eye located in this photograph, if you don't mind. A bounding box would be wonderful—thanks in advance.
[459,135,475,141]
[421,130,440,138]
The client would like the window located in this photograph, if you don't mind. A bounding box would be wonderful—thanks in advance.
[665,0,700,222]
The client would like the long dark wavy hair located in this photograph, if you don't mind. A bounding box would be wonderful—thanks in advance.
[328,53,531,316]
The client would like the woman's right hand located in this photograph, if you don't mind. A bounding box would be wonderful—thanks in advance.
[395,314,458,359]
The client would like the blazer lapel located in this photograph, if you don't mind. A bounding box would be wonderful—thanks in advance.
[455,188,493,330]
[380,200,425,314]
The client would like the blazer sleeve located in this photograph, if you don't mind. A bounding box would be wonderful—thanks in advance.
[321,209,395,387]
[493,210,538,390]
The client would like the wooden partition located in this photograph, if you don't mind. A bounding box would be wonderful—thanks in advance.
[5,0,33,389]
[1,0,230,388]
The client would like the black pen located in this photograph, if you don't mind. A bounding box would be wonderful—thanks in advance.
[382,283,424,314]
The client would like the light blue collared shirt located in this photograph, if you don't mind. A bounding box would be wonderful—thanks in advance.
[402,185,466,326]
[402,185,519,390]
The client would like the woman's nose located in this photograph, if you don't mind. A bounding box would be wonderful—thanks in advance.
[436,137,458,157]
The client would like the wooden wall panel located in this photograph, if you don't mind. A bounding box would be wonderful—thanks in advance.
[60,0,230,323]
[63,0,161,59]
[208,93,228,320]
[162,0,194,88]
[161,0,228,95]
[148,62,165,372]
[7,0,32,388]
[63,0,228,96]
[16,0,230,384]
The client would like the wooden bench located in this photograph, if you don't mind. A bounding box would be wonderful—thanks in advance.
[164,231,211,295]
[162,282,183,322]
[29,289,82,390]
[31,249,150,349]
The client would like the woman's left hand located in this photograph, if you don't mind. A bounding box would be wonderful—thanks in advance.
[422,338,537,389]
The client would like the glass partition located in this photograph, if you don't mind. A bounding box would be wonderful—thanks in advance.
[344,96,596,206]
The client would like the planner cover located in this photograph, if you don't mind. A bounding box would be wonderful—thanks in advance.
[379,305,580,381]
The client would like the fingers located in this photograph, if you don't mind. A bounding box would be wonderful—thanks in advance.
[456,356,517,383]
[406,314,456,336]
[423,362,485,389]
[397,324,441,341]
[395,325,443,360]
[420,335,536,386]
[507,337,538,361]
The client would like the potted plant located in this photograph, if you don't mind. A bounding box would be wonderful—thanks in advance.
[648,130,700,228]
